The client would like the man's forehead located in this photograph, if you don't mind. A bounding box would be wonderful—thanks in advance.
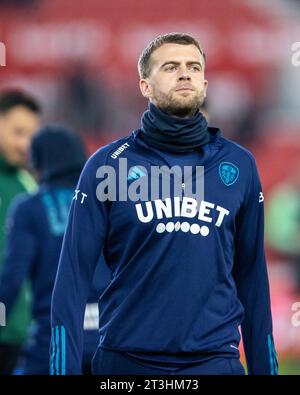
[150,43,204,66]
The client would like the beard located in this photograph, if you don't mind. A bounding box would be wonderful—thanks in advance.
[152,88,206,118]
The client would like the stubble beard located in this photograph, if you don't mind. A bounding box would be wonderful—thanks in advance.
[154,89,205,118]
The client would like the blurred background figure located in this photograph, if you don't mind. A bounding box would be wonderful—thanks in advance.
[266,162,300,292]
[0,90,41,374]
[0,0,300,374]
[59,62,108,139]
[0,125,111,374]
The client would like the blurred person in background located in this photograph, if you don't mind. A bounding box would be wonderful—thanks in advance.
[0,125,111,374]
[266,162,300,292]
[0,90,41,374]
[56,62,109,142]
[51,33,277,375]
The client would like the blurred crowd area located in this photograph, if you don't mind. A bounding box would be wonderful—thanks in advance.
[0,0,300,374]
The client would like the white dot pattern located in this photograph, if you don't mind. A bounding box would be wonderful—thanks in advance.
[156,223,165,233]
[155,222,210,236]
[190,224,200,234]
[166,222,175,232]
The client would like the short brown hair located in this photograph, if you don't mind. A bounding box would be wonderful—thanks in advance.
[0,89,41,115]
[138,32,206,79]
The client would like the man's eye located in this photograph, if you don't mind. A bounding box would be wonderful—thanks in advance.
[190,65,201,72]
[165,65,176,71]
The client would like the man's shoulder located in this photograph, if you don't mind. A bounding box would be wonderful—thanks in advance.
[220,136,257,168]
[87,135,133,167]
[7,190,39,220]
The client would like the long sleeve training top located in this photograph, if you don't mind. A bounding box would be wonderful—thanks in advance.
[51,127,278,375]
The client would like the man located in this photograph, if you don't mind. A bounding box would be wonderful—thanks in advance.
[51,33,278,375]
[0,90,41,374]
[0,125,111,374]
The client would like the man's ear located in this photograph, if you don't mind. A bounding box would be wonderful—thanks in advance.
[139,79,152,99]
[203,79,208,99]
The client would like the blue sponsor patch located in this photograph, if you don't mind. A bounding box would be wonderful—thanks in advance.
[219,162,239,186]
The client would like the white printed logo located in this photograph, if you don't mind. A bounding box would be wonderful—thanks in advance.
[259,192,264,203]
[135,197,230,236]
[73,189,88,204]
[110,143,130,159]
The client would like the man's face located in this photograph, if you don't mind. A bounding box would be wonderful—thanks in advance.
[0,106,40,167]
[140,43,208,118]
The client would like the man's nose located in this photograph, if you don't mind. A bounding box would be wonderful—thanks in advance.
[178,68,191,80]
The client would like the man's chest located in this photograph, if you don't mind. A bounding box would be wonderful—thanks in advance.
[104,157,247,238]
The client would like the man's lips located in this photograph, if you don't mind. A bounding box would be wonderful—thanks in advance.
[175,87,194,92]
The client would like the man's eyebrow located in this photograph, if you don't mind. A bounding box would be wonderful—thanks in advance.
[160,61,203,70]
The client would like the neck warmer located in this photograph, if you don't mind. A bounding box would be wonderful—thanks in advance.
[140,101,211,153]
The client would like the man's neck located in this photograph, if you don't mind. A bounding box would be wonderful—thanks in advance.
[0,151,19,171]
[151,101,198,120]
